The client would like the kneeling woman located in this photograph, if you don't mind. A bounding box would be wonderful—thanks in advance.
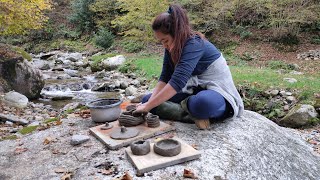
[134,4,244,129]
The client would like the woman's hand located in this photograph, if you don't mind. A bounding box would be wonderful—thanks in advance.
[132,103,151,116]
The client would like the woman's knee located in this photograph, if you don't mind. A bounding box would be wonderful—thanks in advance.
[142,93,152,103]
[187,90,226,119]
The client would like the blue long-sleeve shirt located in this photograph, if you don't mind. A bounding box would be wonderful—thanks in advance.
[159,35,221,92]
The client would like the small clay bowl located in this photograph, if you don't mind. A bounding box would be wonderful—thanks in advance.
[154,139,181,157]
[130,140,150,155]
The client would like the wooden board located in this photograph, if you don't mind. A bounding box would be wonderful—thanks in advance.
[125,138,201,174]
[89,121,175,150]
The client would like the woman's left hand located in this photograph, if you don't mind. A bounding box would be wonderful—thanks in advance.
[132,103,150,116]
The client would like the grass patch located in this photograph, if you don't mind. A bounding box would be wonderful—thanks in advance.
[44,117,59,124]
[0,135,18,141]
[133,56,162,79]
[231,66,320,102]
[18,126,38,135]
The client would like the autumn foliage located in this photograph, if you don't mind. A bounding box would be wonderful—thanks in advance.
[0,0,52,35]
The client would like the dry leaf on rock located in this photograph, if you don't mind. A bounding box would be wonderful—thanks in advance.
[100,169,113,175]
[183,169,198,179]
[113,171,132,180]
[61,173,73,180]
[191,144,199,150]
[55,120,62,125]
[54,168,66,173]
[43,137,54,145]
[14,147,28,155]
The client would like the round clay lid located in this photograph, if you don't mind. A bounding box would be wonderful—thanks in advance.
[110,126,139,139]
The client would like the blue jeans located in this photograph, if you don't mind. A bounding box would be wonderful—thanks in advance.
[142,89,232,120]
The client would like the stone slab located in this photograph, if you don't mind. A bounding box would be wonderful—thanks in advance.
[89,121,175,150]
[125,137,201,174]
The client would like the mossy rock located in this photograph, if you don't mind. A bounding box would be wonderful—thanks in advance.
[0,43,31,63]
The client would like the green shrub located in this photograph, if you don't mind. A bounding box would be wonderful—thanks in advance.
[69,0,96,33]
[311,36,320,44]
[121,40,144,53]
[267,60,295,70]
[232,25,252,40]
[94,28,115,49]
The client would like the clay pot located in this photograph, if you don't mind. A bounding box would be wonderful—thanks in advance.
[86,98,122,122]
[154,139,181,157]
[130,140,150,155]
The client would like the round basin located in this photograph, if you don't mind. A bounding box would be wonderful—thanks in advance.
[154,139,181,157]
[86,98,122,122]
[130,140,150,155]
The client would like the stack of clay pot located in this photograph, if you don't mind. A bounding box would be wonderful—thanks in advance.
[146,114,160,128]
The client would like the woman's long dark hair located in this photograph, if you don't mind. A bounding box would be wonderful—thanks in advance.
[152,4,203,65]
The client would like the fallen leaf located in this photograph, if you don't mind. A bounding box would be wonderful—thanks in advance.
[100,169,113,175]
[113,171,132,180]
[43,137,53,145]
[191,144,199,150]
[55,120,62,125]
[61,173,72,180]
[51,149,60,154]
[14,147,28,155]
[183,169,198,179]
[54,168,66,173]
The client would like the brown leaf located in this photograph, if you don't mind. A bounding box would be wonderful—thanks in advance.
[183,169,198,179]
[191,144,199,150]
[113,171,132,180]
[100,169,113,175]
[61,173,72,180]
[54,168,66,173]
[55,120,62,125]
[14,147,28,155]
[43,137,53,145]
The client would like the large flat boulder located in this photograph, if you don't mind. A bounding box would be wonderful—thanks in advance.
[0,110,319,179]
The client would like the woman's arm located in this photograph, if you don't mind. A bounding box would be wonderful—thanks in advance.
[148,81,166,102]
[136,83,177,113]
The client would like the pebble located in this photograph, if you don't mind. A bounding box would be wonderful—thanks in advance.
[70,135,90,145]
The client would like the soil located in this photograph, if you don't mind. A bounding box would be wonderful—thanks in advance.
[225,31,320,75]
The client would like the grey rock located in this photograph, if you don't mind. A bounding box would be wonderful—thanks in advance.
[283,78,297,83]
[0,113,29,125]
[2,91,28,109]
[286,96,296,103]
[270,89,279,96]
[278,104,318,128]
[70,135,90,145]
[101,55,126,70]
[125,86,137,96]
[120,81,129,89]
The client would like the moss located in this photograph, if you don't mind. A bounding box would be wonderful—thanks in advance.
[12,47,32,61]
[18,126,38,135]
[308,117,320,126]
[0,135,18,141]
[44,117,59,124]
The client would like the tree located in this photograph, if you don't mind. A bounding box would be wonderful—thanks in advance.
[112,0,169,42]
[0,0,52,35]
[69,0,96,34]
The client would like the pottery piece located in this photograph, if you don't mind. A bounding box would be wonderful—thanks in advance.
[154,139,181,157]
[100,122,113,130]
[110,126,139,139]
[118,114,145,127]
[130,140,150,155]
[86,98,122,122]
[146,114,160,128]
